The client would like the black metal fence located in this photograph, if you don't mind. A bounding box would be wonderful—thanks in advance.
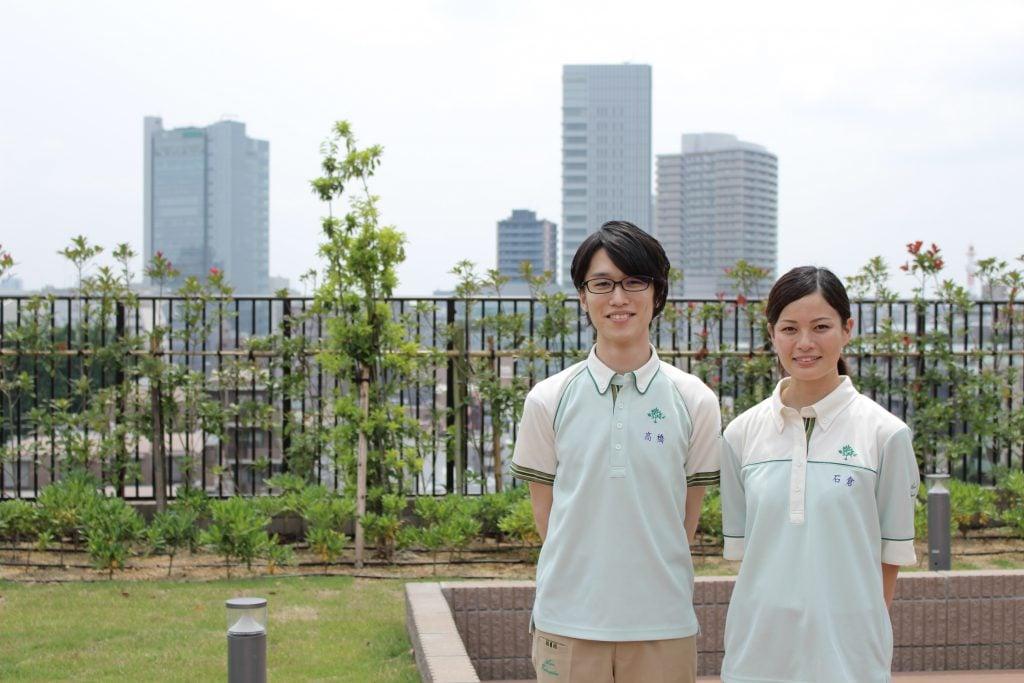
[1,294,1021,499]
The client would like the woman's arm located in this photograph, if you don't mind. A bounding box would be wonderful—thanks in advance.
[882,562,900,608]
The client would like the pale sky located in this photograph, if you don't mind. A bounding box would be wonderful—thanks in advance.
[1,0,1022,296]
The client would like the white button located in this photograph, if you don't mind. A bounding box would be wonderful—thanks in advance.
[795,486,802,493]
[616,422,623,429]
[615,444,622,450]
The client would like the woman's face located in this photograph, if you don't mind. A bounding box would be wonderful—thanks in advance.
[769,291,854,381]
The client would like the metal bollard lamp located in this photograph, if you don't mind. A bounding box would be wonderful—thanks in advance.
[926,473,951,571]
[226,597,267,683]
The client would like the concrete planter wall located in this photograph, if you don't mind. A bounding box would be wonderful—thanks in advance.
[405,571,1024,682]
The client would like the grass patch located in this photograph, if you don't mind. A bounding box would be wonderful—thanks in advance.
[0,576,419,682]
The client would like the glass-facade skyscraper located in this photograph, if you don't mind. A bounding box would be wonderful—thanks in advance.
[561,64,652,285]
[656,133,777,298]
[497,209,557,283]
[143,116,269,294]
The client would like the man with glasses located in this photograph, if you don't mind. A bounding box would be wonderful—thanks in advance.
[512,220,722,682]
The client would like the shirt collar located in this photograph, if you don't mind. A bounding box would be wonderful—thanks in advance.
[770,375,858,433]
[586,344,661,395]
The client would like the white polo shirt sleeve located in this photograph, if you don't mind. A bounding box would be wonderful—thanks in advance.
[876,426,920,565]
[721,435,745,560]
[510,392,557,486]
[684,384,722,488]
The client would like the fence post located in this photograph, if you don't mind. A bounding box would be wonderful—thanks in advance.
[489,336,502,493]
[445,299,456,493]
[354,364,370,568]
[150,332,167,512]
[114,301,127,497]
[280,298,291,473]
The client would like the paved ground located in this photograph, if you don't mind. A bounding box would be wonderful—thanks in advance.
[496,673,1024,682]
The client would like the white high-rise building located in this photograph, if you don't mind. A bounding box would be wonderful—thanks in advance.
[144,117,269,294]
[656,133,777,298]
[561,64,652,285]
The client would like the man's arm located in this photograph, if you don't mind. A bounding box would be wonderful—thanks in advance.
[882,562,900,608]
[684,486,706,545]
[529,482,554,542]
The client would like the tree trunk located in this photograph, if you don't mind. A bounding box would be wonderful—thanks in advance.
[354,364,370,569]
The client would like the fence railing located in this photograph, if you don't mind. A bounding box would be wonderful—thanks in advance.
[1,294,1021,499]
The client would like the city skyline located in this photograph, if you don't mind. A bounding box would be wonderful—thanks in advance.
[1,2,1021,296]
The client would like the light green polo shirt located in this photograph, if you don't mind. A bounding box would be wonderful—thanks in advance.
[720,376,920,683]
[511,345,721,641]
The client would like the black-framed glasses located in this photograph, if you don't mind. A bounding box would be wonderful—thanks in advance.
[581,275,656,295]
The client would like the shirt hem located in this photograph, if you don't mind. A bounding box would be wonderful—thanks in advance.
[532,617,699,642]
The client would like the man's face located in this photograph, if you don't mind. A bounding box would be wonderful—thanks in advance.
[578,248,655,346]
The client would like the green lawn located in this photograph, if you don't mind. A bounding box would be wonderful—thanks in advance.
[0,576,420,682]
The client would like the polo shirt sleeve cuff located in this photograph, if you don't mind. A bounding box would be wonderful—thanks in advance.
[723,536,744,561]
[510,462,555,486]
[686,470,720,487]
[881,538,916,566]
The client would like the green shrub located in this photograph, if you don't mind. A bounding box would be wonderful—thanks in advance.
[697,486,723,541]
[996,470,1024,538]
[362,493,406,562]
[263,534,297,574]
[410,496,482,571]
[948,479,998,537]
[147,508,199,576]
[36,473,102,545]
[201,497,271,577]
[0,499,39,565]
[474,486,528,539]
[498,497,539,549]
[0,499,38,544]
[172,487,212,521]
[81,496,144,579]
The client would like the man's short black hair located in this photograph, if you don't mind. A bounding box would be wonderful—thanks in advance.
[570,220,671,318]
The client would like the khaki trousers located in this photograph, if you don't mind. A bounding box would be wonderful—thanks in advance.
[532,628,697,683]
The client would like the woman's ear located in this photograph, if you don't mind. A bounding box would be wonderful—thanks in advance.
[578,288,588,312]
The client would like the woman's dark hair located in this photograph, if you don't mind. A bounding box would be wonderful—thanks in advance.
[766,266,852,375]
[570,220,671,319]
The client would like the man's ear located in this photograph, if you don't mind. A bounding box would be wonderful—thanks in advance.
[578,288,588,312]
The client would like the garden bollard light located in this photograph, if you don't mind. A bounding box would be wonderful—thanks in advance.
[226,597,267,683]
[926,473,951,571]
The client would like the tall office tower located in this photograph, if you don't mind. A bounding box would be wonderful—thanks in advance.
[561,64,652,285]
[144,116,269,294]
[655,133,777,298]
[497,209,557,282]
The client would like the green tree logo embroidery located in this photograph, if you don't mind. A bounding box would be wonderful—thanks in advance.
[647,407,666,423]
[838,445,857,460]
[542,659,559,676]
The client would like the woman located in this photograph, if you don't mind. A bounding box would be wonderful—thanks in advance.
[720,266,920,683]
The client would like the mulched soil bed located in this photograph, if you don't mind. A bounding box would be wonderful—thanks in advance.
[2,533,1022,583]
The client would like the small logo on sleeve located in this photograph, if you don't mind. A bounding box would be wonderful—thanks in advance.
[838,444,857,461]
[647,407,666,423]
